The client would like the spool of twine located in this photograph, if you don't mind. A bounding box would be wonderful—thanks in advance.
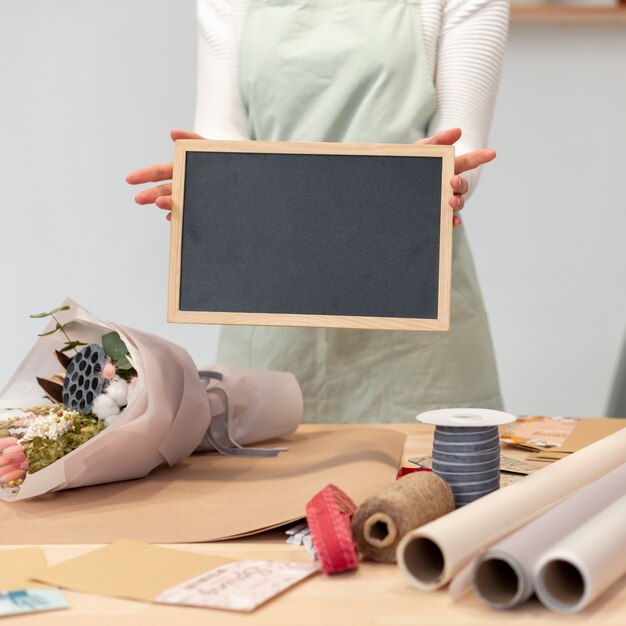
[432,425,501,508]
[351,471,455,564]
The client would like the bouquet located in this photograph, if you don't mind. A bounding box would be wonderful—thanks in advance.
[0,300,302,500]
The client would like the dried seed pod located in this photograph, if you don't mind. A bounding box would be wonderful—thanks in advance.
[62,344,107,414]
[36,377,64,404]
[55,350,72,370]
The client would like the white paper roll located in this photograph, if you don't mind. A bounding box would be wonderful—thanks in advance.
[470,463,626,609]
[396,427,626,591]
[535,495,626,613]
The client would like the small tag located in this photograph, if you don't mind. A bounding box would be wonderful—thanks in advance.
[155,560,318,612]
[0,589,69,616]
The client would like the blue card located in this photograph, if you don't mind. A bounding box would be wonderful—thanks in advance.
[0,589,69,616]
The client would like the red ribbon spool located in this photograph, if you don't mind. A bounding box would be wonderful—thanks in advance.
[305,484,359,575]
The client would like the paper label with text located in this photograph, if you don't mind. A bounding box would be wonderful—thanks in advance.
[155,560,319,612]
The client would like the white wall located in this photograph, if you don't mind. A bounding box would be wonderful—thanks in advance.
[1,3,624,417]
[469,22,626,417]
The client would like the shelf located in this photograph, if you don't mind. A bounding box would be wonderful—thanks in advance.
[511,6,626,24]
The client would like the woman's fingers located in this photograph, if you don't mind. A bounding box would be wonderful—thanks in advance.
[450,174,467,227]
[126,162,173,185]
[455,148,496,175]
[134,183,172,205]
[155,195,172,211]
[416,127,462,146]
[170,129,204,141]
[450,194,465,211]
[450,175,469,195]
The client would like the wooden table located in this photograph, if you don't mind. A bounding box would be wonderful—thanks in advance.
[3,424,625,625]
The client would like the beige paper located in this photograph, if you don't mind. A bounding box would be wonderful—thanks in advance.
[397,427,626,590]
[0,427,405,543]
[0,548,49,591]
[470,463,626,609]
[535,495,626,613]
[0,299,303,500]
[33,541,231,602]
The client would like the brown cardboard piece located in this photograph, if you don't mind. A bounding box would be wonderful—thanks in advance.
[558,417,625,453]
[33,541,231,603]
[0,426,405,544]
[0,548,49,591]
[504,417,625,463]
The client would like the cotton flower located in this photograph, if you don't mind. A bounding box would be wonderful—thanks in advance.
[92,394,120,423]
[106,376,129,408]
[127,376,140,406]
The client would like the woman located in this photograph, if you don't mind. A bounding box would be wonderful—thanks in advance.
[128,0,510,423]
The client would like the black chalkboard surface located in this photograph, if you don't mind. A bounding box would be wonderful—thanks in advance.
[168,140,454,331]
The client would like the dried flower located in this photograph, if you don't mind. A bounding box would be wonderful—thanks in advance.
[102,360,117,381]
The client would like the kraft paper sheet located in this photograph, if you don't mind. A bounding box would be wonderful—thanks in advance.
[397,427,626,590]
[0,426,405,543]
[469,462,626,608]
[0,548,49,591]
[535,495,626,613]
[33,541,231,603]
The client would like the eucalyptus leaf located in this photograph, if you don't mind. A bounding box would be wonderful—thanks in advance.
[102,331,128,361]
[37,322,63,337]
[30,305,70,319]
[60,340,86,353]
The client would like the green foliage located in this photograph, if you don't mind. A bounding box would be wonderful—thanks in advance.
[24,416,106,474]
[29,304,85,354]
[29,305,70,319]
[102,331,137,380]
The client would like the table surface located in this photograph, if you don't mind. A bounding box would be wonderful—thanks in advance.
[3,423,625,625]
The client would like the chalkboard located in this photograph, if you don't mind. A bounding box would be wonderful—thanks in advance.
[168,140,454,331]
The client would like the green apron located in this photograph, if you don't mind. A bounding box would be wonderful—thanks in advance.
[217,0,504,423]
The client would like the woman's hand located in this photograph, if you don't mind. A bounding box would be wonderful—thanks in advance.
[126,129,204,221]
[416,127,496,227]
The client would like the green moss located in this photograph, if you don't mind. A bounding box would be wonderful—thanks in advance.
[24,415,106,474]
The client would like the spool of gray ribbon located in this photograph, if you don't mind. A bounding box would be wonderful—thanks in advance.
[417,409,516,508]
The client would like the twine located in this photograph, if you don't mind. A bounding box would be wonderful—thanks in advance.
[351,472,455,563]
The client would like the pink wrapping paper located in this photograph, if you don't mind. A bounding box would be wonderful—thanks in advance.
[0,300,302,501]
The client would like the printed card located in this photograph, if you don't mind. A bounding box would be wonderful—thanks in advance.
[155,560,319,612]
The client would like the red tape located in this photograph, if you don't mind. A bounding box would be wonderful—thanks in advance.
[305,484,359,575]
[396,466,432,479]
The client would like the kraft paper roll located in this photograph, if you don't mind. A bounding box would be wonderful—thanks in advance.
[535,495,626,614]
[470,462,626,609]
[396,426,626,591]
[351,472,454,563]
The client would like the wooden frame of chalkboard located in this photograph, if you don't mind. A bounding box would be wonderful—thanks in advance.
[168,140,454,331]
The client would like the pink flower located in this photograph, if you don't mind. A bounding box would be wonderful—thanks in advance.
[0,437,18,452]
[2,445,26,460]
[102,360,117,381]
[0,468,26,483]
